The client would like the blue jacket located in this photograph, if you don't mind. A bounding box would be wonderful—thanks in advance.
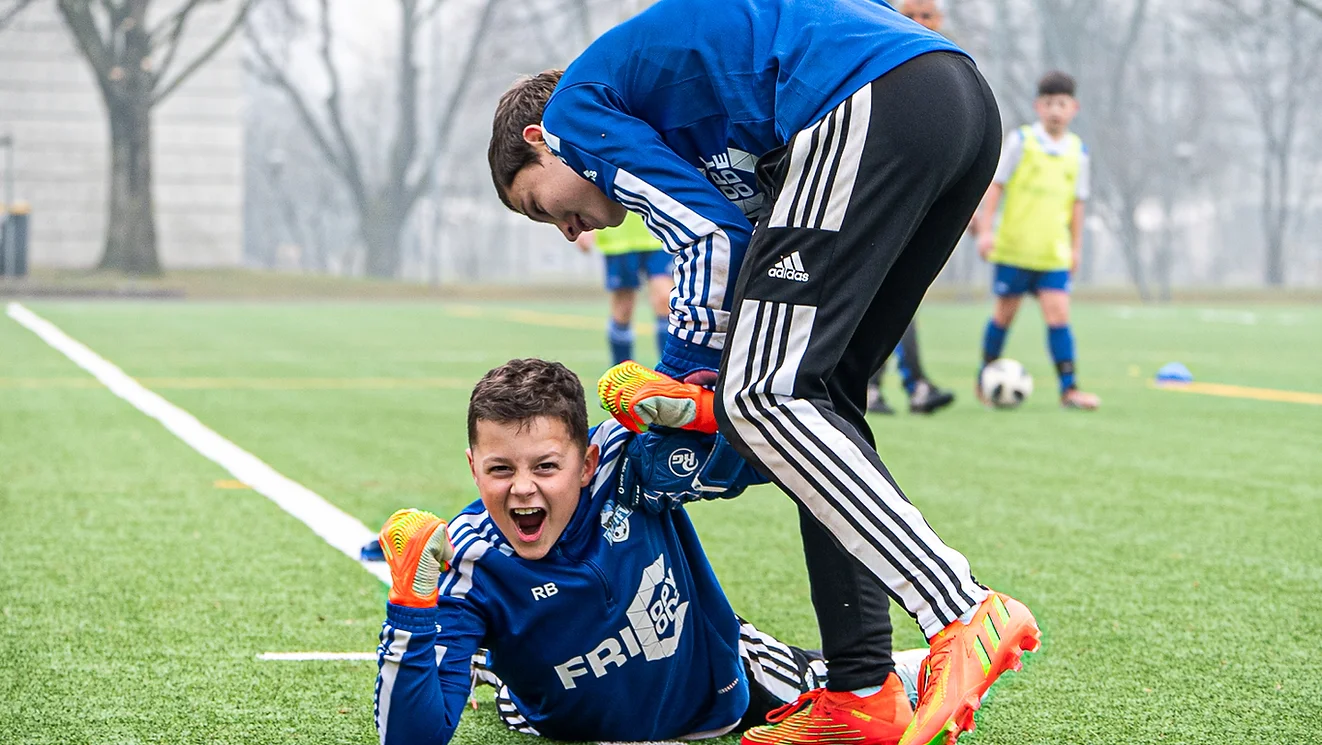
[542,0,964,374]
[374,421,749,744]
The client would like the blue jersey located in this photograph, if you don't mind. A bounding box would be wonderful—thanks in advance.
[374,421,749,744]
[543,0,963,374]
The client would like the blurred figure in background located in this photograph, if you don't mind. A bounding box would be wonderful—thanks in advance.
[975,71,1101,410]
[865,0,957,417]
[579,211,672,365]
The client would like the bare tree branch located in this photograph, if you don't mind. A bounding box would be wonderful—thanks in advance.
[152,0,255,104]
[311,0,368,206]
[407,0,500,205]
[245,24,366,208]
[418,0,448,23]
[0,0,37,32]
[1295,0,1322,20]
[149,0,206,84]
[57,0,116,93]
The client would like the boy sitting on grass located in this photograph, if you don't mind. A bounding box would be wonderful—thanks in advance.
[374,358,930,744]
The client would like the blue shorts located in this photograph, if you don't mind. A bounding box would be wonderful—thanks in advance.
[992,263,1072,297]
[604,250,673,291]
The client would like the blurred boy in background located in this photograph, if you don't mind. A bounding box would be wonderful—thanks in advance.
[579,211,672,365]
[975,71,1101,410]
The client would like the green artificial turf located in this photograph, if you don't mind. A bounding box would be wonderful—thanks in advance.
[2,299,1320,744]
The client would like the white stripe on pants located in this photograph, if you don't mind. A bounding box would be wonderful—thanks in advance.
[723,299,987,637]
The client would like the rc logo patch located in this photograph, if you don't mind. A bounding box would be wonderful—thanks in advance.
[668,449,700,477]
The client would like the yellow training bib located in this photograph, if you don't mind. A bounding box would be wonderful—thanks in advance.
[595,212,663,256]
[991,126,1083,272]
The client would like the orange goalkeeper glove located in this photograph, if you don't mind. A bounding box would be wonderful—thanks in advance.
[597,361,718,434]
[378,508,455,608]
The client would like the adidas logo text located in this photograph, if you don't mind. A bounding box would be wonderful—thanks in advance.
[768,251,810,282]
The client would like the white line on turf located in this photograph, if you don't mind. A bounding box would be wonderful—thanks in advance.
[258,652,378,661]
[5,302,390,585]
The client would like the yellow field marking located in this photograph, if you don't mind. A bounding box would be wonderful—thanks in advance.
[1152,381,1322,406]
[138,377,470,390]
[0,377,102,388]
[214,479,251,490]
[0,377,469,390]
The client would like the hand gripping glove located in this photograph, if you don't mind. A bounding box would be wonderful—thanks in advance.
[378,508,455,608]
[615,429,769,514]
[598,361,717,434]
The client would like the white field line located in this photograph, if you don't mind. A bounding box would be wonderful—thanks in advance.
[5,302,389,585]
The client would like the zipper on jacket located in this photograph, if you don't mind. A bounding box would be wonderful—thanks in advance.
[583,557,614,608]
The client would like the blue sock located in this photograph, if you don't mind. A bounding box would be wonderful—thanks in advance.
[655,317,669,359]
[895,342,918,395]
[1048,325,1077,393]
[982,319,1009,365]
[608,319,634,365]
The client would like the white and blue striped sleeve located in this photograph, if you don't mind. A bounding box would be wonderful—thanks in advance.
[375,598,485,745]
[543,83,755,374]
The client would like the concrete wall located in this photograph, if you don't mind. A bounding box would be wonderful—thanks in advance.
[0,2,243,269]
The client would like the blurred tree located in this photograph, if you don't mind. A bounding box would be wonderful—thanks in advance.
[247,0,499,278]
[1206,0,1322,285]
[0,0,37,31]
[55,0,255,274]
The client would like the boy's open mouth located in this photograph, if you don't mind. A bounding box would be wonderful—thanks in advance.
[510,507,547,542]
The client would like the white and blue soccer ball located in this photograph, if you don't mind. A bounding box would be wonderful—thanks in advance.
[980,359,1034,409]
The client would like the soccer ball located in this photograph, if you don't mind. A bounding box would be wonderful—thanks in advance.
[980,359,1034,408]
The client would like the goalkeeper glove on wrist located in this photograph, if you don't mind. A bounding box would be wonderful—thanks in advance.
[378,508,455,608]
[598,360,718,434]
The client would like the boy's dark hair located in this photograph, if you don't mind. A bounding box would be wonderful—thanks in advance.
[488,70,564,211]
[1037,70,1076,98]
[467,358,589,451]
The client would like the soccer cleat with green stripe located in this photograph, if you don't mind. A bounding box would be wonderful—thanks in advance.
[741,673,912,745]
[898,592,1041,745]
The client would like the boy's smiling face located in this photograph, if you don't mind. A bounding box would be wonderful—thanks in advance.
[468,416,599,560]
[505,125,628,242]
[1034,93,1079,137]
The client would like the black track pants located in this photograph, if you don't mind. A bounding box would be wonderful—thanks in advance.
[715,51,999,690]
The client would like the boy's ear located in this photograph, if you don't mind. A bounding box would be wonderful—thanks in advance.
[580,443,600,488]
[467,448,478,482]
[522,124,546,147]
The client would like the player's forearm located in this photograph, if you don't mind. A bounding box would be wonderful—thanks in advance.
[978,185,1003,236]
[1071,200,1086,255]
[377,605,467,745]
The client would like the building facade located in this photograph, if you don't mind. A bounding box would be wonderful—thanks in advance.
[0,2,242,269]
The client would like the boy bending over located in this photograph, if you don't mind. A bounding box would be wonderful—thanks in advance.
[488,2,1042,743]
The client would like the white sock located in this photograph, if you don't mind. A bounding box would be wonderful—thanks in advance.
[849,685,883,697]
[957,603,979,625]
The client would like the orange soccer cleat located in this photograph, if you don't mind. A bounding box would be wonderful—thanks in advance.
[1060,388,1101,410]
[378,508,455,608]
[597,360,717,434]
[899,592,1041,745]
[741,673,913,745]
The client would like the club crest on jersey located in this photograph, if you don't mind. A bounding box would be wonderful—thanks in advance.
[668,449,700,477]
[600,499,632,545]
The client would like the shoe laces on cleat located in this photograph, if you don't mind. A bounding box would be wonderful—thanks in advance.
[764,687,825,724]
